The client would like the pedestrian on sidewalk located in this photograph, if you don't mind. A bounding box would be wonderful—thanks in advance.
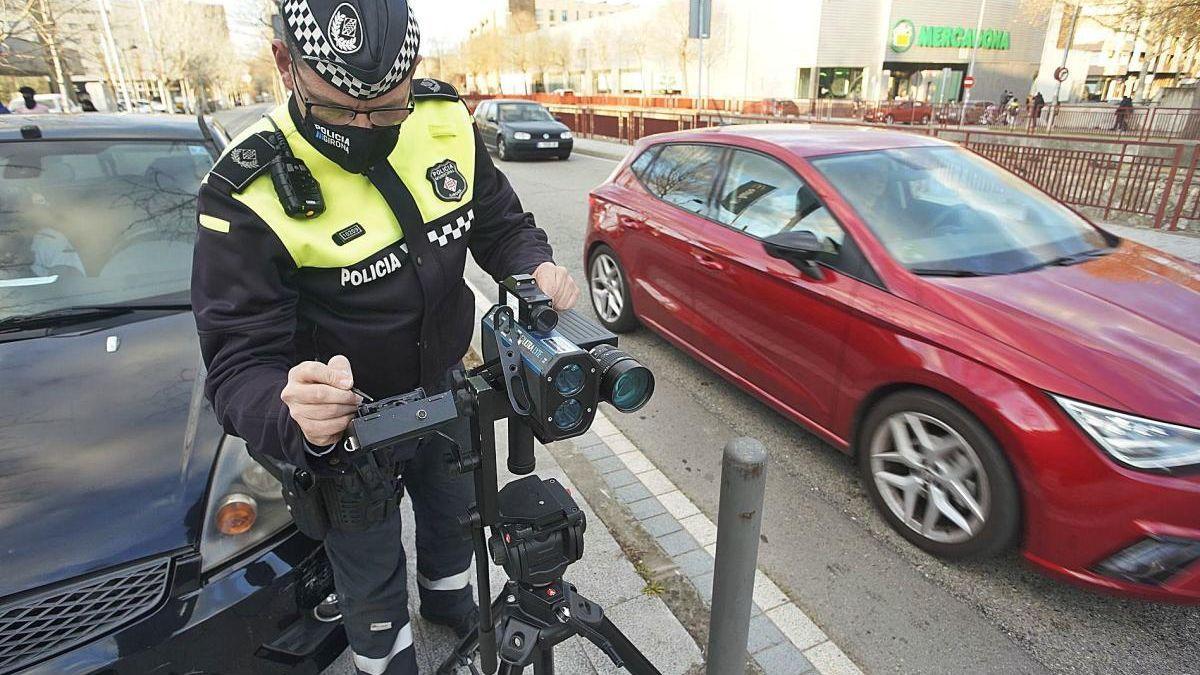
[191,1,580,673]
[11,86,50,114]
[1113,95,1134,132]
[1031,92,1045,129]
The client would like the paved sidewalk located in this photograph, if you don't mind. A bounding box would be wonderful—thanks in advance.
[1103,223,1200,262]
[572,137,634,162]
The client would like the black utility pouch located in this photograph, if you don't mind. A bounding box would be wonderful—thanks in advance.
[282,466,331,541]
[319,453,400,533]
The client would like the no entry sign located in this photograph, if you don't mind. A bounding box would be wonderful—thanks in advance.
[963,75,976,90]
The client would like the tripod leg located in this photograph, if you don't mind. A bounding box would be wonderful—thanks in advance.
[436,590,507,675]
[583,616,662,675]
[531,645,554,675]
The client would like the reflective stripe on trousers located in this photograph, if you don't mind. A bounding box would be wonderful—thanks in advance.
[352,622,414,675]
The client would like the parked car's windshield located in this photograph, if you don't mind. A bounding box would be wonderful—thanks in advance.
[811,146,1110,276]
[499,104,554,123]
[0,140,212,322]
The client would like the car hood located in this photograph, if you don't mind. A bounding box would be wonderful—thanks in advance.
[921,242,1200,425]
[503,120,569,135]
[0,312,222,598]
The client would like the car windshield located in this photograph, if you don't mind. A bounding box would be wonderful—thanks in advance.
[810,146,1110,276]
[0,139,212,322]
[499,104,554,123]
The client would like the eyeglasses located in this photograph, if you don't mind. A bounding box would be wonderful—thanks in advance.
[291,62,414,127]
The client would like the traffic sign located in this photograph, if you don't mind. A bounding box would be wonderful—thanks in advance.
[1054,67,1070,83]
[963,75,976,90]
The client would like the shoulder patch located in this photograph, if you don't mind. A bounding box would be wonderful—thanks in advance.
[210,131,276,193]
[412,78,459,102]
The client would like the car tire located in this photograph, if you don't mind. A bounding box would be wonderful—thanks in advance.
[588,245,638,333]
[497,137,511,161]
[558,152,571,161]
[920,115,930,124]
[885,114,895,125]
[858,390,1019,560]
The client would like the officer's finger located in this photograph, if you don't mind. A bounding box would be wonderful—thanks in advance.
[289,383,360,406]
[290,402,359,421]
[289,361,347,388]
[327,355,354,389]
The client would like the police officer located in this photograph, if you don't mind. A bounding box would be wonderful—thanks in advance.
[191,1,579,673]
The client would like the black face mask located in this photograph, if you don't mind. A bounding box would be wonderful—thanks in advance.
[289,98,400,174]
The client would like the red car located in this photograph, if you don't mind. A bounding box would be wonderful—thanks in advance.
[585,125,1200,603]
[864,100,933,124]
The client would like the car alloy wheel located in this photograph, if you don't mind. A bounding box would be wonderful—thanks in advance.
[498,137,510,161]
[869,412,989,545]
[588,246,637,332]
[859,391,1019,559]
[885,114,895,124]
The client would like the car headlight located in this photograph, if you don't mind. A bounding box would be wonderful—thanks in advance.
[513,131,532,140]
[560,131,573,139]
[200,436,292,572]
[1054,396,1200,470]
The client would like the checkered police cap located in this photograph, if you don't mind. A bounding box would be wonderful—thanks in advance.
[280,0,421,100]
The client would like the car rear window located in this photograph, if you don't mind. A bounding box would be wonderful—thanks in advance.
[0,140,213,321]
[640,144,724,217]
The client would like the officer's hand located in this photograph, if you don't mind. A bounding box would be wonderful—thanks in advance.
[533,262,580,311]
[282,355,363,447]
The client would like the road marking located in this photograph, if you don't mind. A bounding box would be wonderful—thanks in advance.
[463,275,863,675]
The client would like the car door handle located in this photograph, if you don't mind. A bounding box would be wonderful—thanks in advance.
[619,214,647,230]
[691,252,727,271]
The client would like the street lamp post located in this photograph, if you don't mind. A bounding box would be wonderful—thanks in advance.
[95,0,133,112]
[961,0,988,124]
[1050,3,1082,130]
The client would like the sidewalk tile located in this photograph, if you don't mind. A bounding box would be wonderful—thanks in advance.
[615,482,653,504]
[603,468,639,489]
[582,594,702,675]
[638,468,676,496]
[604,435,638,455]
[581,443,614,461]
[672,548,713,580]
[592,454,626,475]
[752,572,790,611]
[690,571,714,604]
[767,604,827,650]
[678,513,718,547]
[640,512,683,537]
[803,642,863,675]
[657,529,699,557]
[657,490,700,520]
[755,642,815,675]
[617,451,655,474]
[747,614,787,654]
[626,496,666,521]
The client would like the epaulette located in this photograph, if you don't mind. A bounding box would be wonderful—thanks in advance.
[209,130,277,193]
[412,78,460,102]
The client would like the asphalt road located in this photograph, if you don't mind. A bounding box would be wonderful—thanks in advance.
[213,105,1198,674]
[479,151,1199,675]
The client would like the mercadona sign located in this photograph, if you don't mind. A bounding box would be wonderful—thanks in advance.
[890,19,1011,53]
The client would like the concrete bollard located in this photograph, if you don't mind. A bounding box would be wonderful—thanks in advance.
[706,438,768,675]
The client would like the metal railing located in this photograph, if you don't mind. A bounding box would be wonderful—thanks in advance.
[470,98,1200,232]
[465,94,1200,142]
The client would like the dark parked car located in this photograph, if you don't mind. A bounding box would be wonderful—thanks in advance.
[473,99,574,161]
[586,125,1200,603]
[0,115,345,673]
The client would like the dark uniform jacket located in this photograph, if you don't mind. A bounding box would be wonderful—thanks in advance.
[192,80,554,471]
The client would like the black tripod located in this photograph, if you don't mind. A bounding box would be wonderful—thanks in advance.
[435,364,661,675]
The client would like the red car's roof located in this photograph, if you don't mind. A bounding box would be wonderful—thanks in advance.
[641,123,953,158]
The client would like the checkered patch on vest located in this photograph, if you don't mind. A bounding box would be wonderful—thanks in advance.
[426,159,468,202]
[427,210,474,247]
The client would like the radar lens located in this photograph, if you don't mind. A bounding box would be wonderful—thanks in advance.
[555,364,586,396]
[611,369,653,412]
[553,399,584,430]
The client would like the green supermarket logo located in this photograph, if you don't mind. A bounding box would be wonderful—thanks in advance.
[890,19,915,53]
[890,19,1011,52]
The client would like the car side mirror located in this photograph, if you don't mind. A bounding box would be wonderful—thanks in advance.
[763,231,825,280]
[486,114,497,123]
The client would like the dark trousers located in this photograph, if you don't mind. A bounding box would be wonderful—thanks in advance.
[324,371,476,675]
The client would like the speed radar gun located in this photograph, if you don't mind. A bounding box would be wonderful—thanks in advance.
[343,275,660,675]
